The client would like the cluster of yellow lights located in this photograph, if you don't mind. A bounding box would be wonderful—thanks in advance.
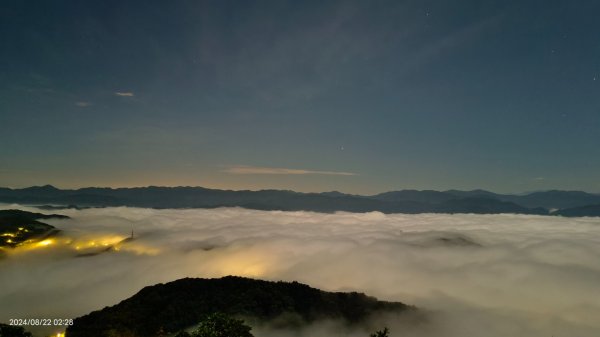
[5,232,161,256]
[73,235,126,251]
[55,332,65,337]
[36,239,54,247]
[2,228,29,237]
[2,228,32,246]
[7,238,56,251]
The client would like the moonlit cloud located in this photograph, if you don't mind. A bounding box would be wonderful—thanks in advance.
[224,165,357,176]
[1,205,599,336]
[114,92,134,97]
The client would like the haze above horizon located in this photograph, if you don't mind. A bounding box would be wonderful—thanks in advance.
[2,1,599,194]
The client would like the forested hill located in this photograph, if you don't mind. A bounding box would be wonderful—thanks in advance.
[0,209,67,248]
[66,276,412,337]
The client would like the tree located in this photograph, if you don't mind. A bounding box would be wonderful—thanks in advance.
[369,327,389,337]
[173,331,191,337]
[190,313,253,337]
[0,324,33,337]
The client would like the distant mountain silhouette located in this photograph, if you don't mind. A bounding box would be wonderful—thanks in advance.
[444,189,600,209]
[554,204,600,217]
[66,276,412,337]
[371,190,456,204]
[501,190,600,209]
[0,185,561,215]
[434,197,548,215]
[445,189,507,199]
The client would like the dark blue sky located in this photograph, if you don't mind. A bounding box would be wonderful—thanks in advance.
[1,0,599,193]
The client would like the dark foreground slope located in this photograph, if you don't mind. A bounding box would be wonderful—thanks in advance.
[67,276,412,337]
[0,323,32,337]
[0,209,67,248]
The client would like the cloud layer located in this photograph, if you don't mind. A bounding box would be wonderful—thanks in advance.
[224,165,357,176]
[114,92,134,97]
[1,205,599,336]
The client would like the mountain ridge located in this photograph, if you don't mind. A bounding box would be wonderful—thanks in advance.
[2,185,600,216]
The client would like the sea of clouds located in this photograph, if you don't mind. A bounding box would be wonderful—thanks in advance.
[1,204,600,336]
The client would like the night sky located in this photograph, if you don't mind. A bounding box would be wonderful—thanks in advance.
[1,1,599,194]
